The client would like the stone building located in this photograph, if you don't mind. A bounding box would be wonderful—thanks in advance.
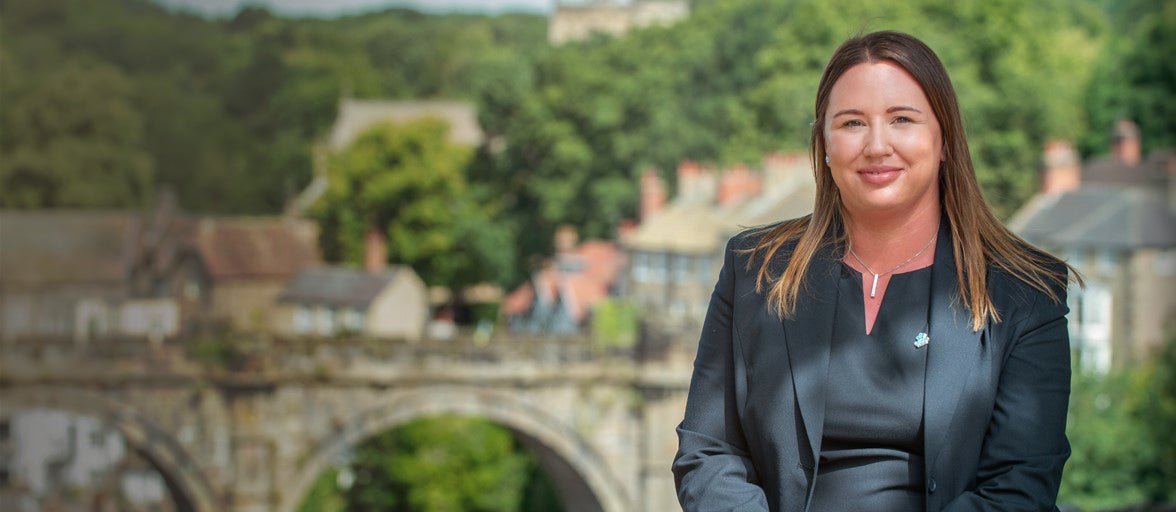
[273,228,428,340]
[1010,120,1176,371]
[548,0,689,45]
[0,203,208,344]
[622,153,815,335]
[193,216,321,332]
[273,265,428,340]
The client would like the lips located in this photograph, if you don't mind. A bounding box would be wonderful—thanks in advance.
[857,166,902,185]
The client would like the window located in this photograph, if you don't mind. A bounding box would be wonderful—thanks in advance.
[293,306,312,334]
[1094,249,1118,274]
[90,428,106,447]
[673,253,692,282]
[697,254,716,283]
[632,252,650,282]
[316,307,336,336]
[1070,281,1112,373]
[343,309,366,333]
[1155,249,1176,276]
[649,252,668,283]
[184,279,201,301]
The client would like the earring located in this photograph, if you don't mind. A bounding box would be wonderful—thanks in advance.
[824,155,830,166]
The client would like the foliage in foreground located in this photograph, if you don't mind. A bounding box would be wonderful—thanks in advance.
[1060,334,1176,510]
[297,416,563,512]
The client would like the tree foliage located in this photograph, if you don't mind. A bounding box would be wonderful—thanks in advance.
[473,0,1118,282]
[342,416,562,512]
[0,58,153,207]
[2,0,1171,290]
[0,0,545,213]
[1060,334,1176,510]
[313,118,514,287]
[1081,0,1176,156]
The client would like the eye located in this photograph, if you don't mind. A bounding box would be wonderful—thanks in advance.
[893,116,914,124]
[841,119,865,128]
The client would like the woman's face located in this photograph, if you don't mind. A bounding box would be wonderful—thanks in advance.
[823,61,943,218]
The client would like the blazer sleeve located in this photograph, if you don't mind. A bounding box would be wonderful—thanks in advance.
[943,278,1072,511]
[672,237,770,511]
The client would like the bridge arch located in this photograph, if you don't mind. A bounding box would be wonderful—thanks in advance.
[280,385,631,512]
[0,387,220,512]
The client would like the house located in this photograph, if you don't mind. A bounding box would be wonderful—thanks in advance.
[501,226,628,335]
[622,152,816,333]
[192,216,320,332]
[274,230,428,340]
[0,201,209,344]
[274,266,428,340]
[1009,120,1176,372]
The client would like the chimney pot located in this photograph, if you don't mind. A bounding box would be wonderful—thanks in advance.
[1112,119,1142,167]
[1042,139,1081,195]
[363,225,387,273]
[639,168,667,221]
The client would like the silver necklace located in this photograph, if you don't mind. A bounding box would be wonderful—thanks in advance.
[847,233,937,299]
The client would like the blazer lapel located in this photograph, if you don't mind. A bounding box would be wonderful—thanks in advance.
[923,224,985,468]
[781,243,840,468]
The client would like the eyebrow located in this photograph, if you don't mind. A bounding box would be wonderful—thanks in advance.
[831,105,923,118]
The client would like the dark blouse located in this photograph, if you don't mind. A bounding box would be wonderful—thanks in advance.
[808,263,933,511]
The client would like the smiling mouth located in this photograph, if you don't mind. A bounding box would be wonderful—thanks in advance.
[857,167,902,184]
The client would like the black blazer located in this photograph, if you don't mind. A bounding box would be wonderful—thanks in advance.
[673,224,1071,511]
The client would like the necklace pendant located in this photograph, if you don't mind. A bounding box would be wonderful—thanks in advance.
[914,332,930,349]
[869,273,879,298]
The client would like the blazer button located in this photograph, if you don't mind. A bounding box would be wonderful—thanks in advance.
[928,478,937,493]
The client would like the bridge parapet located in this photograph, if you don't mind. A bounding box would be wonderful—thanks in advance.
[0,332,694,512]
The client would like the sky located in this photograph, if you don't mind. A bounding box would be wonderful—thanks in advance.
[150,0,615,17]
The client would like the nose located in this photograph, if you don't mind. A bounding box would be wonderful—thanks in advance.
[863,126,892,158]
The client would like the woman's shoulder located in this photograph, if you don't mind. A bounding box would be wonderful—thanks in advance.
[986,242,1071,307]
[727,216,811,253]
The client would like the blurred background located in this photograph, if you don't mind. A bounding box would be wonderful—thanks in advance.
[0,0,1173,510]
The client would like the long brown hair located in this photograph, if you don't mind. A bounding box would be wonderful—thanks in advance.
[748,30,1078,331]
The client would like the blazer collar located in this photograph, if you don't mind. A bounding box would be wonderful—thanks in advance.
[923,221,985,468]
[779,221,983,473]
[780,241,841,468]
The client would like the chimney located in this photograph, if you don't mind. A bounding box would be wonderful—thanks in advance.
[1112,119,1141,167]
[762,152,806,194]
[1041,139,1081,195]
[616,218,638,242]
[676,161,701,200]
[639,168,666,221]
[554,224,578,253]
[363,224,387,273]
[717,164,762,206]
[677,161,719,203]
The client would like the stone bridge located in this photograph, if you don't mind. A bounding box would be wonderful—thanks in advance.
[0,334,696,512]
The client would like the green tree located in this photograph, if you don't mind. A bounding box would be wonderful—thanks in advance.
[313,117,512,287]
[1082,0,1176,156]
[345,416,553,512]
[0,59,153,208]
[1134,334,1176,504]
[1060,333,1176,509]
[475,0,1104,282]
[1060,368,1155,509]
[295,467,346,512]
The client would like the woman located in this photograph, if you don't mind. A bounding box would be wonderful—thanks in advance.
[672,31,1077,511]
